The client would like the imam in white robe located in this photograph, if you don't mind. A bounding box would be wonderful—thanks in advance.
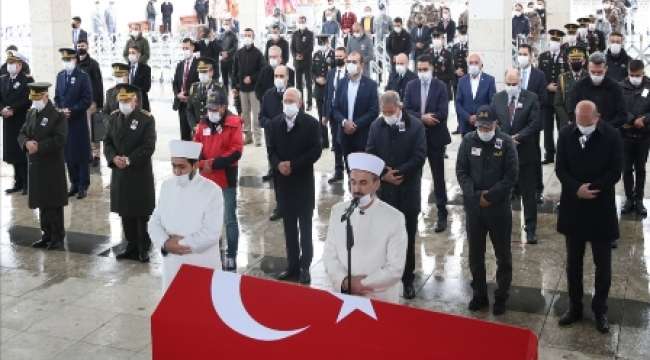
[323,199,407,303]
[149,174,224,291]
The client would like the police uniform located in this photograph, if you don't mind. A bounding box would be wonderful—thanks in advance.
[451,25,469,99]
[428,31,454,99]
[554,47,588,128]
[538,30,569,162]
[19,83,69,250]
[103,84,156,263]
[187,57,226,134]
[311,36,335,148]
[455,106,518,312]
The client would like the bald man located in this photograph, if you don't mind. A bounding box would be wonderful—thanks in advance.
[455,53,497,135]
[556,100,623,333]
[385,53,417,101]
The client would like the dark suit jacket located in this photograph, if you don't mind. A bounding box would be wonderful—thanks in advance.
[403,77,451,148]
[323,67,346,120]
[491,90,541,165]
[194,40,221,78]
[259,88,283,128]
[385,70,417,101]
[521,66,547,105]
[410,26,432,57]
[332,75,379,152]
[254,65,295,101]
[455,72,497,133]
[172,58,199,110]
[129,62,152,111]
[73,28,88,46]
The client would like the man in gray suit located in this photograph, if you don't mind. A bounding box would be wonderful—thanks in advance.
[491,68,541,244]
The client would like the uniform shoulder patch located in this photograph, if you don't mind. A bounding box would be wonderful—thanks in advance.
[111,109,120,115]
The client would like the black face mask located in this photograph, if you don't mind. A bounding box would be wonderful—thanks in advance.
[570,61,583,72]
[417,23,423,28]
[71,23,77,29]
[335,58,345,67]
[77,48,87,56]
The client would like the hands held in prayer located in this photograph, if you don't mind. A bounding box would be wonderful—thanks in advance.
[634,117,646,129]
[243,76,252,85]
[113,156,129,169]
[546,82,558,92]
[177,91,188,102]
[479,190,491,208]
[342,275,374,296]
[421,113,440,127]
[455,68,465,77]
[278,161,292,176]
[1,106,14,117]
[165,235,192,255]
[25,140,39,155]
[316,76,327,86]
[577,183,600,200]
[321,116,329,126]
[511,134,520,145]
[202,159,214,173]
[469,114,477,126]
[62,108,71,119]
[382,167,404,186]
[343,119,357,135]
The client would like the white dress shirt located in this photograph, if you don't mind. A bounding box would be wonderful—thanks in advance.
[470,72,481,99]
[345,77,361,125]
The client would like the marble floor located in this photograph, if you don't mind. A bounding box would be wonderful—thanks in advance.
[1,85,650,359]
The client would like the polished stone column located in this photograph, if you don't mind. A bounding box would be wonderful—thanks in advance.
[28,0,71,82]
[467,0,512,86]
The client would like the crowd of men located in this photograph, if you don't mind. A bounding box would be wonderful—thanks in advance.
[1,0,649,336]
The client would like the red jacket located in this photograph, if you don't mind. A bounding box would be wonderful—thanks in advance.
[341,12,357,32]
[193,113,244,189]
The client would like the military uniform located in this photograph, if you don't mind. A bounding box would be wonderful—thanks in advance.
[18,83,68,250]
[428,41,454,99]
[455,106,518,311]
[451,28,469,99]
[311,41,335,148]
[554,47,589,127]
[102,63,130,143]
[187,58,226,134]
[103,84,156,263]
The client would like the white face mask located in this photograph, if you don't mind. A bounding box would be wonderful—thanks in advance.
[442,13,450,20]
[566,34,576,43]
[274,78,286,91]
[468,64,480,77]
[358,193,373,208]
[269,58,279,68]
[395,64,407,76]
[327,16,334,21]
[198,73,210,83]
[183,49,193,59]
[31,99,46,111]
[7,63,18,76]
[270,34,279,41]
[243,37,253,47]
[62,61,75,72]
[590,73,605,85]
[119,102,134,116]
[629,76,643,87]
[457,35,468,44]
[346,62,358,75]
[478,129,496,142]
[131,30,139,38]
[513,10,522,17]
[114,76,127,84]
[353,32,362,38]
[505,84,521,98]
[383,112,400,126]
[432,39,443,50]
[176,171,194,187]
[298,23,306,30]
[577,124,596,135]
[283,103,299,118]
[588,24,596,31]
[549,41,561,53]
[609,43,622,55]
[517,55,530,68]
[208,111,221,123]
[394,27,402,33]
[128,54,139,64]
[418,71,432,82]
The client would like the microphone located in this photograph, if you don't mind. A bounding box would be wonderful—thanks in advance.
[341,197,360,222]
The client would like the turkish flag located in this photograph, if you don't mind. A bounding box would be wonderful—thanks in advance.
[152,265,537,359]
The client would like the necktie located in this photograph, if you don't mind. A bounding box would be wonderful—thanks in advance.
[418,28,422,38]
[508,96,516,125]
[421,81,428,115]
[521,69,528,90]
[181,60,190,90]
[130,65,136,83]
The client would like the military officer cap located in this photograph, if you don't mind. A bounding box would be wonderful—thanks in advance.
[577,17,592,27]
[114,83,140,102]
[431,29,444,38]
[567,46,587,61]
[564,23,580,34]
[58,48,77,60]
[111,62,129,77]
[317,34,330,44]
[27,82,52,100]
[548,29,565,38]
[206,89,228,110]
[196,57,216,73]
[5,51,22,64]
[457,25,468,35]
[475,105,496,128]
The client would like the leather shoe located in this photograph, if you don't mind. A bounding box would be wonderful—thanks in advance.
[542,158,554,165]
[68,188,78,197]
[327,174,343,184]
[403,283,416,299]
[269,209,282,222]
[76,189,87,199]
[137,252,150,263]
[277,271,299,282]
[594,313,610,333]
[611,239,618,249]
[298,269,311,284]
[636,200,647,217]
[21,188,27,195]
[621,198,636,214]
[493,300,506,315]
[31,239,50,248]
[116,250,138,260]
[46,240,63,250]
[558,309,583,326]
[434,217,447,233]
[526,231,537,244]
[536,193,544,204]
[4,186,23,194]
[468,296,489,311]
[262,173,273,182]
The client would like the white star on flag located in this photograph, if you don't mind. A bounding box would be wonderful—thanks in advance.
[329,291,378,323]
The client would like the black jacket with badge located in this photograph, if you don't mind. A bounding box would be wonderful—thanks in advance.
[232,45,265,92]
[556,122,622,241]
[538,50,568,106]
[491,90,541,165]
[1,71,33,164]
[605,49,631,83]
[311,49,335,101]
[18,101,68,209]
[620,77,650,142]
[456,129,519,213]
[291,29,314,66]
[366,112,427,214]
[570,76,626,128]
[103,108,156,217]
[267,111,322,216]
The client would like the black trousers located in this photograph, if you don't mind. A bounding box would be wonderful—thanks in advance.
[427,147,448,217]
[121,216,151,254]
[517,163,538,232]
[466,205,512,300]
[162,17,171,33]
[295,61,313,106]
[315,95,329,148]
[221,61,233,92]
[543,105,558,159]
[282,210,313,273]
[178,104,192,141]
[623,139,650,199]
[39,207,65,243]
[535,133,544,193]
[329,120,344,176]
[401,211,419,285]
[12,162,27,189]
[565,236,612,315]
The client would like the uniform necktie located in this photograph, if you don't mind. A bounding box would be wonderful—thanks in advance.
[181,59,190,90]
[421,81,429,115]
[508,96,516,125]
[130,64,136,84]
